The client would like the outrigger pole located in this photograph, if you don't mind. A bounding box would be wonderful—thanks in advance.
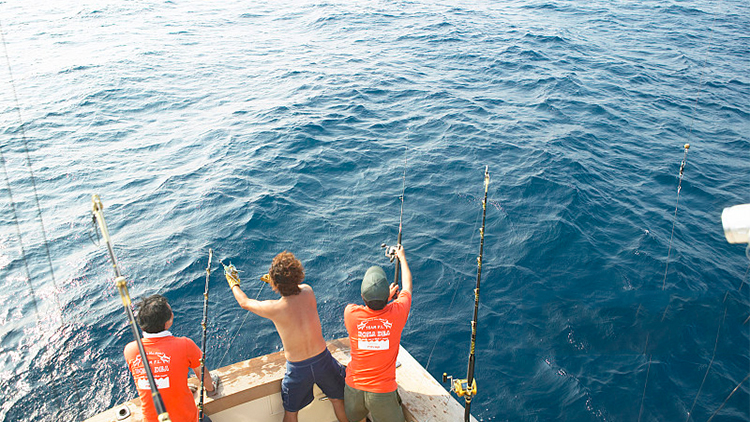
[198,249,212,422]
[443,166,490,422]
[91,195,172,422]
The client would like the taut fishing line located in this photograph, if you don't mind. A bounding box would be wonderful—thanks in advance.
[662,144,690,291]
[217,260,266,367]
[640,2,749,420]
[1,18,84,418]
[442,166,490,422]
[425,186,485,371]
[679,2,750,419]
[685,304,727,422]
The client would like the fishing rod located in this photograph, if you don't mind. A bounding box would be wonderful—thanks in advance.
[382,146,408,288]
[198,249,212,422]
[443,166,490,422]
[91,195,172,422]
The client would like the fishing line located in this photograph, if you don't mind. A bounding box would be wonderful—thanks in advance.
[381,146,408,284]
[739,261,750,293]
[640,3,726,417]
[0,147,40,321]
[685,304,727,422]
[675,4,750,419]
[705,373,750,422]
[443,166,490,422]
[394,146,407,285]
[1,19,84,417]
[217,262,266,367]
[425,187,485,371]
[637,333,652,421]
[638,139,694,422]
[662,144,690,291]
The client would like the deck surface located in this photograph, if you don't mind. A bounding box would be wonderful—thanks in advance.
[84,338,475,422]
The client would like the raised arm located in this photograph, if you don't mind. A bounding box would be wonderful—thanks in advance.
[226,266,275,319]
[395,244,412,295]
[230,285,275,319]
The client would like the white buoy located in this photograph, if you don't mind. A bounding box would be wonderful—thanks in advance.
[721,203,750,244]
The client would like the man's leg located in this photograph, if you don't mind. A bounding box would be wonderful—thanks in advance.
[344,384,369,422]
[313,351,349,422]
[366,390,405,422]
[282,360,313,422]
[283,410,299,422]
[329,398,348,422]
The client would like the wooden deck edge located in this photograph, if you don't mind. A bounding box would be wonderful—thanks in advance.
[85,338,474,422]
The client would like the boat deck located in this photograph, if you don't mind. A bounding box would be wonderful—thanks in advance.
[85,338,474,422]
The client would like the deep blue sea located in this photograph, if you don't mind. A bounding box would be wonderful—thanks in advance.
[1,1,749,421]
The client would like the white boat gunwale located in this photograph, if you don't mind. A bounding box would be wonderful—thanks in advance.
[85,337,475,422]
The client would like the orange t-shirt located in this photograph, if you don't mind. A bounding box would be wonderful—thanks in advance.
[344,290,412,393]
[124,334,202,422]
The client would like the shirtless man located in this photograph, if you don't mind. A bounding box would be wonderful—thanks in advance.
[226,251,347,422]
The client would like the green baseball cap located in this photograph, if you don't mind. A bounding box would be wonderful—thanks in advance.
[361,266,389,302]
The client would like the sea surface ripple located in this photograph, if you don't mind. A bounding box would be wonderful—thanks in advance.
[0,1,749,421]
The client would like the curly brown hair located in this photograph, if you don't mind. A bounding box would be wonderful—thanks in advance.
[269,251,304,296]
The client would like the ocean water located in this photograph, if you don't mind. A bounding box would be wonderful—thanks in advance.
[1,0,749,421]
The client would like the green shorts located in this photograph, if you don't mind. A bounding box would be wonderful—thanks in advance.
[344,384,405,422]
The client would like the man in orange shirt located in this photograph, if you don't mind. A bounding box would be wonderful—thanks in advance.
[124,295,218,422]
[344,244,412,422]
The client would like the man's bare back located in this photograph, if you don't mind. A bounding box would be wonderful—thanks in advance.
[229,283,327,361]
[258,284,327,362]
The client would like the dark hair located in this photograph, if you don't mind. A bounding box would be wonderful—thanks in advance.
[269,251,303,296]
[365,300,386,311]
[137,294,172,333]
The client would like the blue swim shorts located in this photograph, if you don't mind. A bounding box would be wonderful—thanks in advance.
[281,348,346,412]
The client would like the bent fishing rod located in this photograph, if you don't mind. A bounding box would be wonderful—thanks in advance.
[198,249,212,422]
[443,166,490,422]
[91,195,172,422]
[382,146,408,287]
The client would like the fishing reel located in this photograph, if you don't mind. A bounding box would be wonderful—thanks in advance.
[381,243,399,262]
[442,373,477,399]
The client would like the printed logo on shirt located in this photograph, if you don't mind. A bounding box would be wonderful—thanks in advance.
[131,351,173,389]
[137,375,170,390]
[357,317,393,350]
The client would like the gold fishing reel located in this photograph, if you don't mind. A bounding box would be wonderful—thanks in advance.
[442,373,477,399]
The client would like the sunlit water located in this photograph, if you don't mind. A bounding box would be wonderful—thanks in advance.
[1,1,749,421]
